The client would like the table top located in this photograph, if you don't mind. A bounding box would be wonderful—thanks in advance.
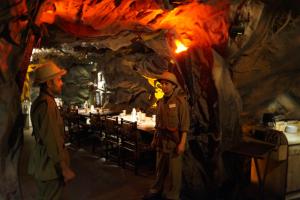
[117,114,156,133]
[78,108,114,116]
[229,140,275,159]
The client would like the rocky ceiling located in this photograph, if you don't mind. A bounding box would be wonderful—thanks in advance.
[28,0,300,148]
[1,0,300,198]
[1,0,298,151]
[32,0,233,140]
[32,0,299,119]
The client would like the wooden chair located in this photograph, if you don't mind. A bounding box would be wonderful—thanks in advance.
[65,108,90,147]
[59,106,69,141]
[89,112,105,153]
[103,116,120,164]
[65,108,79,143]
[119,119,153,175]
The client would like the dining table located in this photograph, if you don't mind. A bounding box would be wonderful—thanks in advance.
[78,108,115,116]
[117,114,156,133]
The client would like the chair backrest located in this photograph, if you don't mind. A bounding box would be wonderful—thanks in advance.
[120,118,137,140]
[66,109,79,127]
[104,116,118,135]
[65,108,87,130]
[89,112,103,130]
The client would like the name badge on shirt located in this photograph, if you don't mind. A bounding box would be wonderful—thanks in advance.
[169,103,176,108]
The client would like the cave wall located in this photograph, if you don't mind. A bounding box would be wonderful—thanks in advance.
[228,1,300,122]
[62,64,92,105]
[30,37,169,112]
[1,0,299,199]
[0,0,37,198]
[24,1,300,198]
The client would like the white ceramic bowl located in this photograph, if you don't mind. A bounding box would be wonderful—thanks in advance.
[285,125,298,134]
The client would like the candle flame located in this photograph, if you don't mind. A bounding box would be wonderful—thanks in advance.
[175,40,188,54]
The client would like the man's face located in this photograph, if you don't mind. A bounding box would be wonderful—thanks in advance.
[48,76,64,95]
[160,80,176,96]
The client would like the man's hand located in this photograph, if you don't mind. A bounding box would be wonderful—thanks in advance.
[151,133,158,149]
[177,131,187,155]
[62,167,76,183]
[151,138,157,149]
[177,142,185,155]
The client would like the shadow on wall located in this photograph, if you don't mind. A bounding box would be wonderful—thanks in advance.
[267,93,300,120]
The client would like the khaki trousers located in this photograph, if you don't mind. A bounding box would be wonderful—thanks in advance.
[36,178,64,200]
[150,140,182,200]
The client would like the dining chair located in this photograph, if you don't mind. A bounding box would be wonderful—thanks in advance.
[119,118,153,175]
[65,107,90,147]
[89,112,106,153]
[103,116,121,164]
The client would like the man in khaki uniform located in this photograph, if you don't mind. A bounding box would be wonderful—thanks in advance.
[144,71,190,200]
[28,61,75,200]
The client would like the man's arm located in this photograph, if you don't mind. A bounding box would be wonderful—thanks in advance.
[177,131,187,154]
[39,101,75,182]
[177,97,190,154]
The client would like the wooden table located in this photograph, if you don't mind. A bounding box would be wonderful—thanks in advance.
[117,114,156,133]
[78,108,115,116]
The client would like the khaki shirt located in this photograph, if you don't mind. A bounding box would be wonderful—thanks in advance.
[156,90,190,144]
[28,91,70,181]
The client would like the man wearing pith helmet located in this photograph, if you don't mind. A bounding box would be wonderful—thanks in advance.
[28,61,75,200]
[144,71,190,200]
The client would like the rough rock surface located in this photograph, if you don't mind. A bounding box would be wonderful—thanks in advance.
[1,0,300,199]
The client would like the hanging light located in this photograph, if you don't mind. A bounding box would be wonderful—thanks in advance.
[175,40,188,54]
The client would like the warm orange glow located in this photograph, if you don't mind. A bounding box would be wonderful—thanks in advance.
[36,2,57,25]
[38,0,229,48]
[46,10,54,14]
[175,40,188,54]
[158,1,229,48]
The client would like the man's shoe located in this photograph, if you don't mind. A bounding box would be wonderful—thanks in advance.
[142,192,161,200]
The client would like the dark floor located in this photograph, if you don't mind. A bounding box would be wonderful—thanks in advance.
[20,128,154,200]
[20,128,280,200]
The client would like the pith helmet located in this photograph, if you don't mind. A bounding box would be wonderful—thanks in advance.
[33,61,66,86]
[157,71,179,87]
